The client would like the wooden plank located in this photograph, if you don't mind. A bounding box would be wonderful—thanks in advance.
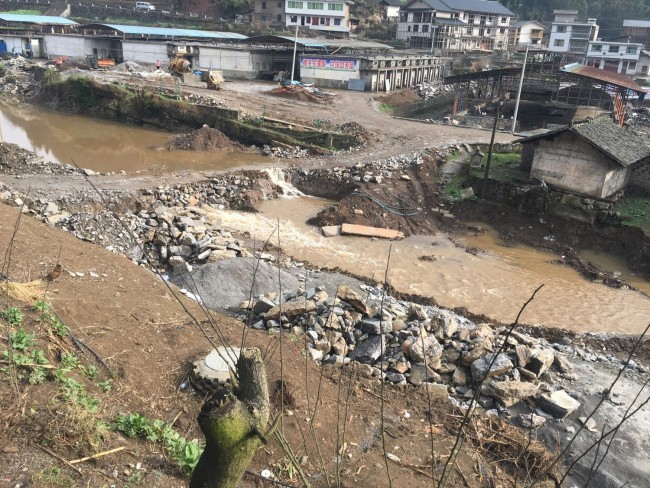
[340,223,405,240]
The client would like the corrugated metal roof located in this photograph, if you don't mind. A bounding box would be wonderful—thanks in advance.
[0,14,78,25]
[512,20,545,29]
[82,23,246,40]
[623,19,650,28]
[560,63,645,94]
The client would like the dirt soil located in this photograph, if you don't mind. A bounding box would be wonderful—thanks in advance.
[376,90,421,107]
[165,124,248,152]
[0,203,561,488]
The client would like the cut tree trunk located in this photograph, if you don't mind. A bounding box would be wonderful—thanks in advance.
[190,348,271,488]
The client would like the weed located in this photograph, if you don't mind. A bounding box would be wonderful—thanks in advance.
[42,68,62,86]
[130,88,154,117]
[97,379,112,392]
[32,467,74,488]
[127,471,145,485]
[5,75,16,84]
[1,306,23,326]
[613,195,650,234]
[83,364,98,379]
[378,103,393,114]
[0,64,6,78]
[483,152,520,166]
[445,148,462,161]
[115,412,203,475]
[443,174,468,202]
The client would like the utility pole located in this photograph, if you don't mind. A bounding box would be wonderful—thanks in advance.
[481,101,502,199]
[291,24,298,82]
[511,45,528,134]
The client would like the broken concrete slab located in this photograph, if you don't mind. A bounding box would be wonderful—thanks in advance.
[340,223,405,240]
[265,300,316,320]
[471,353,514,381]
[321,225,342,237]
[482,380,539,407]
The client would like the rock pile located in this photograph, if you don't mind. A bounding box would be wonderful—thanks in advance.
[235,282,638,421]
[262,145,309,159]
[0,56,40,97]
[413,81,454,100]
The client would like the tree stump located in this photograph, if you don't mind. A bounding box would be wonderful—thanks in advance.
[190,348,270,488]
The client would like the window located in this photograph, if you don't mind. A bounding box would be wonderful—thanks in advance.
[334,18,341,25]
[642,65,648,74]
[307,2,323,9]
[413,25,419,32]
[591,44,602,51]
[262,1,266,8]
[328,2,343,10]
[466,25,472,34]
[488,16,492,22]
[627,46,638,54]
[422,24,429,32]
[486,28,491,35]
[261,14,267,20]
[278,2,281,6]
[468,13,475,23]
[608,45,620,53]
[556,25,566,33]
[500,16,507,24]
[277,14,282,21]
[407,25,411,32]
[288,1,303,7]
[290,15,297,22]
[628,62,636,70]
[320,17,326,24]
[499,28,505,34]
[554,39,565,47]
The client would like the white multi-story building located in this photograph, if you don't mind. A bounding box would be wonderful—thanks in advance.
[285,0,352,34]
[586,40,643,76]
[548,10,599,55]
[396,0,514,52]
[510,20,545,48]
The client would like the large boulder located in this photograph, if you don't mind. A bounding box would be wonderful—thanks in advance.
[336,286,370,315]
[265,300,316,320]
[471,353,514,381]
[354,335,385,364]
[536,390,581,419]
[526,349,555,377]
[483,380,539,407]
[409,336,444,366]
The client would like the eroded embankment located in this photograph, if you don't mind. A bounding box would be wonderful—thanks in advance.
[33,75,362,153]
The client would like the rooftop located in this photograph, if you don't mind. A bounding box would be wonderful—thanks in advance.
[512,20,545,29]
[79,23,247,40]
[0,13,78,25]
[243,35,393,50]
[561,63,645,94]
[623,19,650,28]
[440,0,513,15]
[519,118,650,167]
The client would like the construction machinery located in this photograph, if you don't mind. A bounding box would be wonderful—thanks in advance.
[168,56,192,78]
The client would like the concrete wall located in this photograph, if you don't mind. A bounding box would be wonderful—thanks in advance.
[530,132,630,198]
[121,41,168,64]
[0,35,25,54]
[630,160,650,191]
[42,34,86,58]
[197,47,258,78]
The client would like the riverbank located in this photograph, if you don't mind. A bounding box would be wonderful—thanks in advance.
[1,57,649,488]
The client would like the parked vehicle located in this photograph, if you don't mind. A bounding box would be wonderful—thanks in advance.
[135,2,155,11]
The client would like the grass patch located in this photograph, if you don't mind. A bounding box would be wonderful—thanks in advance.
[114,412,203,475]
[443,174,469,201]
[3,9,44,14]
[612,195,650,234]
[483,152,520,167]
[378,103,393,113]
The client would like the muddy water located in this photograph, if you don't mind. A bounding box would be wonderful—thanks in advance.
[0,102,264,173]
[214,196,650,334]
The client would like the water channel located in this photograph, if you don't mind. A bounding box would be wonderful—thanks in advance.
[2,103,648,333]
[0,101,265,173]
[236,196,648,334]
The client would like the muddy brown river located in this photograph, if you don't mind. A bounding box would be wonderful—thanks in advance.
[0,102,264,172]
[233,196,649,334]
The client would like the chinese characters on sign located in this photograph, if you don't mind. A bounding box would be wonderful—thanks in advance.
[301,58,357,70]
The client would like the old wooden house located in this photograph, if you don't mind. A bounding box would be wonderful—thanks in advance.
[519,118,650,199]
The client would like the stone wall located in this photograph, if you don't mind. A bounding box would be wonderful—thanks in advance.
[529,132,629,199]
[630,160,650,192]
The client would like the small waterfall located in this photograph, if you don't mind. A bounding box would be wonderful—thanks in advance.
[264,168,304,198]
